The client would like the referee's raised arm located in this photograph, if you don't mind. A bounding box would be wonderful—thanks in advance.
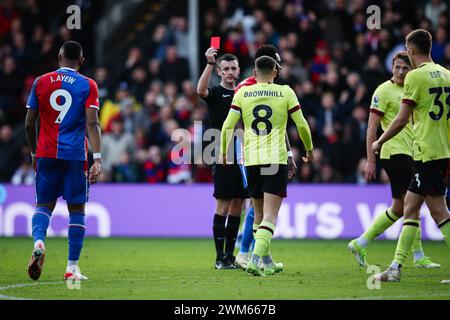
[197,47,218,98]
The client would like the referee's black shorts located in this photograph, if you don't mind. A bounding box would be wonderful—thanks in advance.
[380,154,413,199]
[246,164,288,199]
[212,164,249,199]
[408,158,450,197]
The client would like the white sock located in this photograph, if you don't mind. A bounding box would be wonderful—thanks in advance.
[67,260,78,268]
[355,237,368,248]
[34,240,44,249]
[390,261,401,270]
[413,251,425,261]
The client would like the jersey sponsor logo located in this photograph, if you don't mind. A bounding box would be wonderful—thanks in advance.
[222,94,231,98]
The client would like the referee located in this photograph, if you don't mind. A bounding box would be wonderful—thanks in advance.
[197,47,248,269]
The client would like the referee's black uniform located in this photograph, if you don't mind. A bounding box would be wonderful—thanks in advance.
[202,85,248,199]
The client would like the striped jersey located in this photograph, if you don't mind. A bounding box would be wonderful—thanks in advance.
[26,67,99,161]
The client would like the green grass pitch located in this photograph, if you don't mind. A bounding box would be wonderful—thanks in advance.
[0,238,449,300]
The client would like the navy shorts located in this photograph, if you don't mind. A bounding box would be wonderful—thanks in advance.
[35,158,89,204]
[246,164,288,198]
[408,159,449,197]
[380,154,413,199]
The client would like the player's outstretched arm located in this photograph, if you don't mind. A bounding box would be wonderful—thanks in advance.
[197,47,217,98]
[372,103,412,155]
[86,108,102,184]
[364,111,382,180]
[25,109,38,168]
[290,107,313,163]
[220,108,241,164]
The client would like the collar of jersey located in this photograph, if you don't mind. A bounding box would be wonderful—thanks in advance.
[418,61,432,68]
[58,67,77,72]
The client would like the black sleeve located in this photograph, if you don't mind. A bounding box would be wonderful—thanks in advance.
[202,86,216,106]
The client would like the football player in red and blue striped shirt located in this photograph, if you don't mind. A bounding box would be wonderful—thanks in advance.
[25,41,102,281]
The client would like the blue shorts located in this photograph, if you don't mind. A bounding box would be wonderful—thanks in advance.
[35,158,89,204]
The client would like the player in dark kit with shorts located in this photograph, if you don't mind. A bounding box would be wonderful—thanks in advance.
[197,48,247,269]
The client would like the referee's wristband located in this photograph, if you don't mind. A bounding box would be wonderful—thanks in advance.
[93,152,102,160]
[207,61,215,65]
[287,151,293,158]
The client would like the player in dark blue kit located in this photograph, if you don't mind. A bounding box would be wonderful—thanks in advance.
[25,41,102,281]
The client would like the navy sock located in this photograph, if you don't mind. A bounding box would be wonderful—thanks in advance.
[240,206,255,253]
[32,207,52,244]
[68,213,86,261]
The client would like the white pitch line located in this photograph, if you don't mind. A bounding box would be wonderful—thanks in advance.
[334,292,450,300]
[0,279,146,300]
[0,281,64,300]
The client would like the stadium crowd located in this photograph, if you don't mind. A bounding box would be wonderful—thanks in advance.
[1,0,450,185]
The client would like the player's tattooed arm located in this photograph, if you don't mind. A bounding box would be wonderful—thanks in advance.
[86,108,102,184]
[25,109,38,168]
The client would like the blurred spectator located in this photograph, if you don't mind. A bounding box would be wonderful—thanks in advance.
[99,82,141,132]
[425,0,447,29]
[2,0,447,184]
[111,152,142,183]
[158,45,190,88]
[316,92,341,146]
[166,128,192,184]
[169,16,189,58]
[362,54,387,98]
[431,26,448,63]
[0,124,20,180]
[94,67,113,106]
[0,56,23,119]
[143,146,166,183]
[11,157,34,185]
[101,117,136,176]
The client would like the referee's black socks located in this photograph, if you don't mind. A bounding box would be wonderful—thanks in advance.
[213,214,227,260]
[225,215,241,258]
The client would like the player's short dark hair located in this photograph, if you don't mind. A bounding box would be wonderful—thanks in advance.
[217,54,238,65]
[392,51,411,67]
[255,45,279,62]
[255,55,276,74]
[406,29,432,55]
[60,41,83,61]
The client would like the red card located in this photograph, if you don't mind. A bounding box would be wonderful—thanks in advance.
[211,36,220,49]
